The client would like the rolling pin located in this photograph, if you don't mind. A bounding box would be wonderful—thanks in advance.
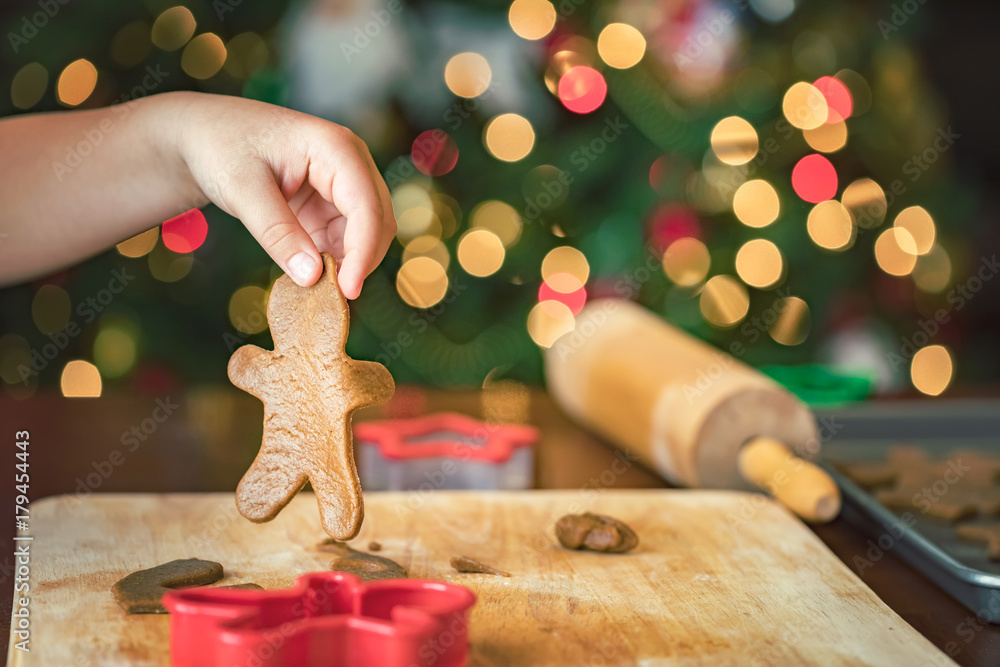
[544,298,840,522]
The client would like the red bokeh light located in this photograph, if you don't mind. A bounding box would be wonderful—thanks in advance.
[411,129,459,177]
[539,281,587,315]
[557,66,607,114]
[813,76,853,123]
[646,204,701,254]
[161,208,208,253]
[792,154,838,203]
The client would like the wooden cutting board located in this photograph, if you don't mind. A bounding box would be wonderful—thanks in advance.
[8,490,952,666]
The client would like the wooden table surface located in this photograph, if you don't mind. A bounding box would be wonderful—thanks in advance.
[1,387,999,665]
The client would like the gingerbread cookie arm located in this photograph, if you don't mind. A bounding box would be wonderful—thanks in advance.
[346,359,396,410]
[227,345,279,396]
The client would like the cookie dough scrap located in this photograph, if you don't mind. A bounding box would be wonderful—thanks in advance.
[450,556,511,577]
[555,512,639,553]
[112,558,262,614]
[319,539,407,582]
[229,254,395,540]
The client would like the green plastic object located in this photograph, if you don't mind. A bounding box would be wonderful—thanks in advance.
[759,364,873,407]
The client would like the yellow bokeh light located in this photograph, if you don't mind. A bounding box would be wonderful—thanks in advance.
[93,325,137,379]
[542,246,590,293]
[782,82,829,130]
[893,206,935,255]
[397,257,449,308]
[484,113,535,162]
[807,200,854,251]
[224,33,268,78]
[31,285,70,335]
[431,193,461,239]
[0,335,32,386]
[663,237,710,287]
[152,6,196,51]
[509,0,557,40]
[11,62,48,110]
[445,52,492,98]
[700,275,749,328]
[471,200,522,248]
[116,228,159,258]
[597,23,646,69]
[148,245,194,282]
[397,207,441,243]
[874,228,918,276]
[769,296,810,346]
[111,21,152,68]
[60,360,102,398]
[911,345,953,396]
[735,239,784,289]
[229,286,269,334]
[803,120,847,153]
[733,180,780,228]
[527,301,575,348]
[458,229,505,277]
[710,116,758,166]
[403,235,451,270]
[913,244,952,293]
[842,178,886,229]
[182,33,227,79]
[57,59,98,107]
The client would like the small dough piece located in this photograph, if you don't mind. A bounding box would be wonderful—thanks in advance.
[112,559,260,614]
[228,254,395,540]
[368,541,382,552]
[324,540,407,582]
[555,513,639,553]
[450,556,511,577]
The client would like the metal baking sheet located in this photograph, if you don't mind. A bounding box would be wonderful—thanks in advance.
[816,400,1000,620]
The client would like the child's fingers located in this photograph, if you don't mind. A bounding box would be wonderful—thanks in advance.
[229,165,322,287]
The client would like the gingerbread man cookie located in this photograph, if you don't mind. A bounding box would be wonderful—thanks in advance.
[229,254,394,540]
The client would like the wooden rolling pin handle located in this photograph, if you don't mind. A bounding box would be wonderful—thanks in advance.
[737,437,842,523]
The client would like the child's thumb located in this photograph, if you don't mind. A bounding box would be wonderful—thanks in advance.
[230,174,321,287]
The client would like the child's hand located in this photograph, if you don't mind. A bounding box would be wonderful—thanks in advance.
[166,93,397,297]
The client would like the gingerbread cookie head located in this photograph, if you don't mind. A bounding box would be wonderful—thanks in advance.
[228,254,394,539]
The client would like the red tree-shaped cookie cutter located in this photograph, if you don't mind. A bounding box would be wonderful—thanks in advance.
[163,572,476,667]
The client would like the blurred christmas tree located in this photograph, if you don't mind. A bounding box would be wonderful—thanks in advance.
[0,0,978,399]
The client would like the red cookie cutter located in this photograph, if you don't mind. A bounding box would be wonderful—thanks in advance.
[163,572,476,667]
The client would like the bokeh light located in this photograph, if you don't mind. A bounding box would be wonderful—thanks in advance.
[162,208,208,253]
[224,33,268,78]
[841,178,886,229]
[397,257,449,308]
[60,360,102,398]
[148,245,194,282]
[558,66,607,114]
[539,282,587,315]
[710,117,758,166]
[911,345,953,396]
[116,228,159,258]
[0,335,32,387]
[782,82,828,130]
[508,0,557,40]
[471,200,522,248]
[31,285,71,335]
[791,154,837,203]
[182,33,227,79]
[411,130,459,177]
[813,76,853,123]
[457,229,506,277]
[11,63,48,110]
[445,52,492,98]
[393,183,440,243]
[93,323,137,379]
[769,296,811,345]
[431,193,461,239]
[874,228,918,276]
[913,244,952,293]
[751,0,796,23]
[229,286,269,334]
[111,21,152,68]
[700,276,750,328]
[527,301,575,348]
[662,237,710,287]
[542,246,590,293]
[597,23,646,69]
[57,59,98,107]
[735,239,784,288]
[403,235,451,270]
[484,113,535,162]
[732,180,780,228]
[803,120,847,153]
[806,200,854,251]
[152,6,196,51]
[893,206,936,255]
[835,69,872,116]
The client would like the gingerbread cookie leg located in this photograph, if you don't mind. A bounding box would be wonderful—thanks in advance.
[308,423,364,540]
